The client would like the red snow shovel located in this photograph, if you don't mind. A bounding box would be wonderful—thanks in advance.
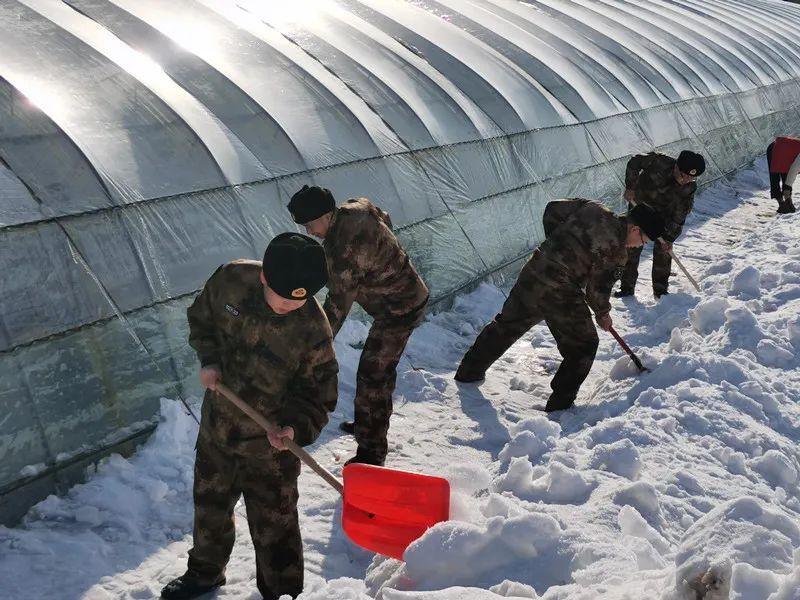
[215,383,450,560]
[608,326,650,373]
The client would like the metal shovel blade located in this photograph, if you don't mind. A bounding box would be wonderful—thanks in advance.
[341,463,450,560]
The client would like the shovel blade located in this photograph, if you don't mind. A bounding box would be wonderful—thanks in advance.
[341,463,450,560]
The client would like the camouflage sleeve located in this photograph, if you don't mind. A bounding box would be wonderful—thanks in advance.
[664,184,696,242]
[322,288,356,338]
[187,265,223,367]
[625,153,655,190]
[585,265,618,316]
[277,336,339,447]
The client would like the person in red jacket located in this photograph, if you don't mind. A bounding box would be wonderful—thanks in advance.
[767,136,800,214]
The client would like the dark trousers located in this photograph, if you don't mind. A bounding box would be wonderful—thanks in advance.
[620,243,672,296]
[354,301,427,463]
[458,287,598,408]
[187,434,303,600]
[767,142,787,204]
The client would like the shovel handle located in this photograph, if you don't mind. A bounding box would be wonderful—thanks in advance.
[628,197,701,294]
[608,326,648,373]
[664,246,701,293]
[215,383,344,496]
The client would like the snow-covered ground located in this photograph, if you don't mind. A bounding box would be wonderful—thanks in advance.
[1,160,799,600]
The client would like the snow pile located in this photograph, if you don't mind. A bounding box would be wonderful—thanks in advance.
[669,497,800,600]
[729,266,761,297]
[1,164,799,600]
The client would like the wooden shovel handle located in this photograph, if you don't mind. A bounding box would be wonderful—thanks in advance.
[215,383,344,496]
[665,246,701,292]
[628,197,701,294]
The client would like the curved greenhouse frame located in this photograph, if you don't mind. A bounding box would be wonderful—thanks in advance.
[2,0,800,523]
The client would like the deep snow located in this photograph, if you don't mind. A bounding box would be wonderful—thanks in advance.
[0,159,798,600]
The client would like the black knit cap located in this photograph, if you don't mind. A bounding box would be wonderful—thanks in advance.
[676,151,706,177]
[286,185,336,225]
[629,204,666,241]
[262,232,328,300]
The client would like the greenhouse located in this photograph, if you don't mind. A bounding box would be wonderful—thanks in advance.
[2,0,800,524]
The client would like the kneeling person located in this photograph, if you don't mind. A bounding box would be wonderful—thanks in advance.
[161,233,338,600]
[455,199,664,412]
[287,185,429,466]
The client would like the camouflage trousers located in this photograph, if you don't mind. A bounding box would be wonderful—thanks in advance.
[458,286,598,409]
[620,243,672,296]
[354,303,426,463]
[186,432,303,600]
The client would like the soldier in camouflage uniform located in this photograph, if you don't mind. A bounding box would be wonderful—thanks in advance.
[161,233,337,600]
[287,185,429,466]
[455,200,665,412]
[616,150,705,298]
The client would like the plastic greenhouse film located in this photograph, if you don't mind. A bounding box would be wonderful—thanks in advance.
[358,0,570,130]
[0,2,226,206]
[64,0,310,178]
[319,158,441,229]
[20,0,270,188]
[484,0,659,111]
[238,0,447,150]
[111,0,402,170]
[418,0,605,122]
[524,0,684,102]
[0,79,114,217]
[0,162,45,228]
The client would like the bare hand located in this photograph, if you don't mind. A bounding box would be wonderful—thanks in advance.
[267,426,295,451]
[199,366,221,391]
[659,239,673,252]
[624,189,635,204]
[595,312,613,332]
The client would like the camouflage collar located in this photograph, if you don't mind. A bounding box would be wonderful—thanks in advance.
[324,206,342,246]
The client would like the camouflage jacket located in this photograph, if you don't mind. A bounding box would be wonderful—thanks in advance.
[625,152,697,242]
[518,199,628,316]
[322,198,429,336]
[187,260,338,448]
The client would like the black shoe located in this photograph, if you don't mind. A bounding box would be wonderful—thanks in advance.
[654,290,669,299]
[338,421,355,435]
[454,364,485,383]
[161,575,225,600]
[344,449,384,467]
[613,290,634,298]
[778,201,791,214]
[787,200,796,213]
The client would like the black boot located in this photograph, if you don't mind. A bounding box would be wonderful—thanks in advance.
[545,393,575,413]
[613,289,634,298]
[787,200,796,213]
[161,574,225,600]
[454,362,485,383]
[339,421,355,434]
[777,201,791,214]
[344,448,384,467]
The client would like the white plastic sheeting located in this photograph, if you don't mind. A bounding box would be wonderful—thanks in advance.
[1,0,800,523]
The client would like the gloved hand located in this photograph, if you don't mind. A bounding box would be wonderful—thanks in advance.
[783,186,793,202]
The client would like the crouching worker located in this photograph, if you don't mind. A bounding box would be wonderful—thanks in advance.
[287,185,429,467]
[767,136,800,214]
[455,199,665,412]
[161,233,338,600]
